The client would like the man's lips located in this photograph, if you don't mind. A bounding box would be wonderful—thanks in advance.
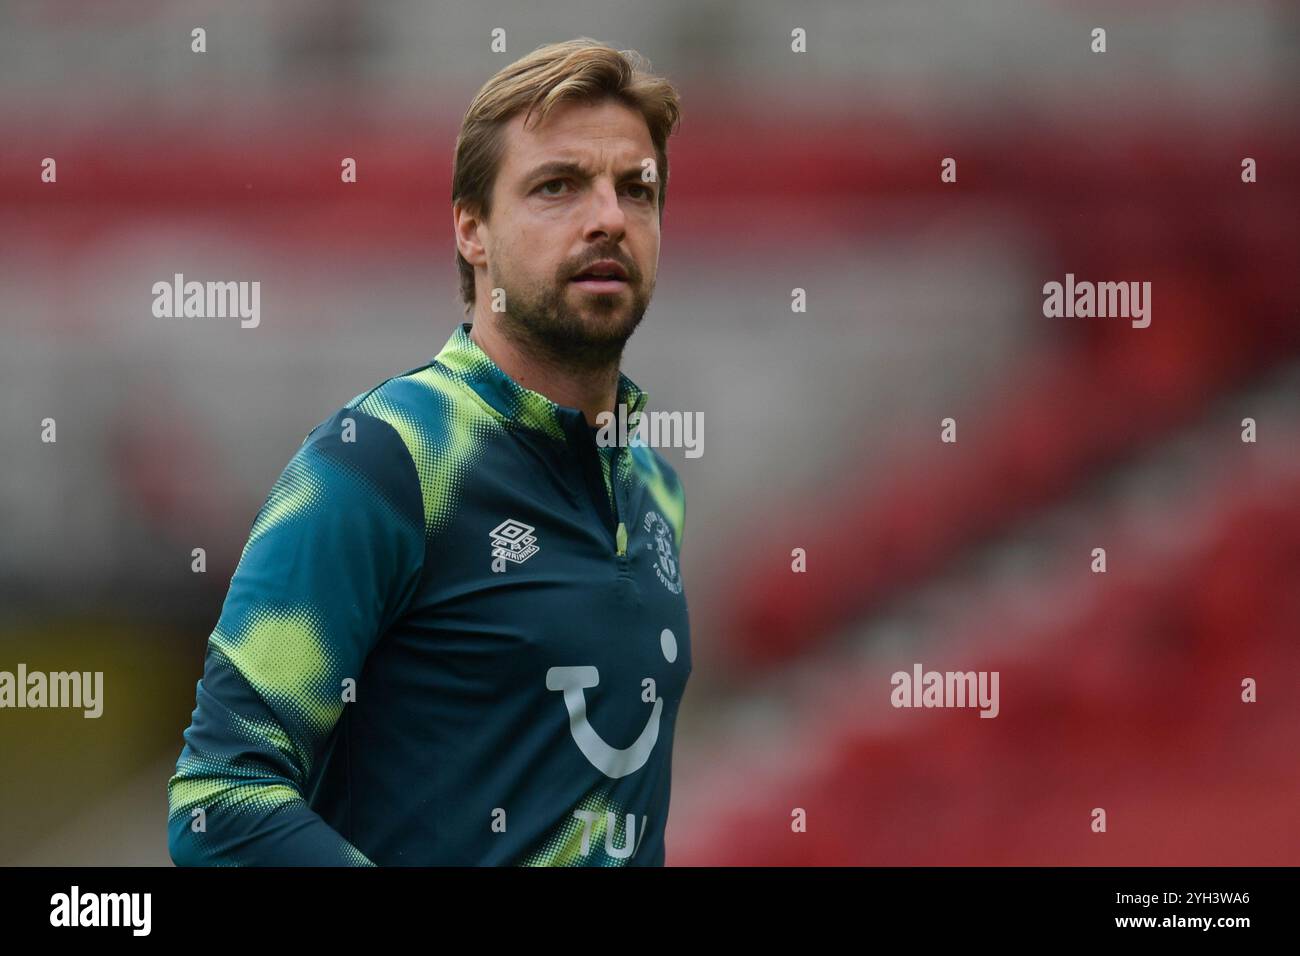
[569,275,630,293]
[568,256,633,294]
[571,258,630,282]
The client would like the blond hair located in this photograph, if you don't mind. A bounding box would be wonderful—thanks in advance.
[452,38,682,312]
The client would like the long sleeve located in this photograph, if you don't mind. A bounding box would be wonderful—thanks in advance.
[167,407,426,866]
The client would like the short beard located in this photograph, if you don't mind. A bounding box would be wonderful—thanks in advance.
[492,269,650,374]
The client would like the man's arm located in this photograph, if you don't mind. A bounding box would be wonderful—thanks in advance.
[167,407,425,866]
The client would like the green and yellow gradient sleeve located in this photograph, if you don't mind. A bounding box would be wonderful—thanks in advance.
[167,408,425,866]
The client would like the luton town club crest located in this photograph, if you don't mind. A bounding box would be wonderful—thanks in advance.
[643,510,681,594]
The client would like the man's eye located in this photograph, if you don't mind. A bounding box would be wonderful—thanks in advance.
[539,179,568,196]
[624,184,654,201]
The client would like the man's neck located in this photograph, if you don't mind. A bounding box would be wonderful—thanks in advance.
[468,312,621,428]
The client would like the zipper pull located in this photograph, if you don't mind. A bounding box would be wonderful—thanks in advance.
[615,521,627,556]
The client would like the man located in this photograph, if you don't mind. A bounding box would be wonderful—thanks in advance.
[167,37,689,866]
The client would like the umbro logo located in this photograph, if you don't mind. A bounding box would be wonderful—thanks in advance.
[490,518,539,573]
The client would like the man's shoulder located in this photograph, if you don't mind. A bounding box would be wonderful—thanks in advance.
[635,443,684,491]
[299,358,497,537]
[308,358,489,461]
[631,442,687,546]
[244,373,440,554]
[341,359,466,424]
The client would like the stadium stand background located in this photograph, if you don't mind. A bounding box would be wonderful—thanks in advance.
[1,1,1297,863]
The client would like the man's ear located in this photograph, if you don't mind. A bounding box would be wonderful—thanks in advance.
[453,201,488,268]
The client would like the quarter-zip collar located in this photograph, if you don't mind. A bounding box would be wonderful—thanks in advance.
[432,321,648,446]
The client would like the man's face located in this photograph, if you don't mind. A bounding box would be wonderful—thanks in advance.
[466,97,661,368]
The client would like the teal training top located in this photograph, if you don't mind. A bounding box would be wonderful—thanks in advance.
[167,322,691,866]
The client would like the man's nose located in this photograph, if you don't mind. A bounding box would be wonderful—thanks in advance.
[582,180,627,242]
